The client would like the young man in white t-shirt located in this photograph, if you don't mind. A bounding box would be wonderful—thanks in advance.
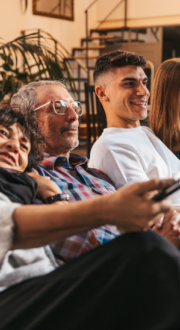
[89,50,180,208]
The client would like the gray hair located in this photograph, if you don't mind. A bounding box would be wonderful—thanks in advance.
[11,80,66,111]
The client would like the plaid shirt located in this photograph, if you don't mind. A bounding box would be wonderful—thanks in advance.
[33,153,120,262]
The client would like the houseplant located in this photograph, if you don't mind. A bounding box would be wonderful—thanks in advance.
[0,30,74,100]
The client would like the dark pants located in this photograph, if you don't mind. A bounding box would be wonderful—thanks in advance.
[0,231,180,330]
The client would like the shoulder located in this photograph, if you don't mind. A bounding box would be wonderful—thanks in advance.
[89,131,109,167]
[87,167,116,189]
[0,193,20,215]
[141,126,155,135]
[0,193,20,264]
[91,128,130,153]
[31,165,49,177]
[89,127,142,167]
[0,193,12,204]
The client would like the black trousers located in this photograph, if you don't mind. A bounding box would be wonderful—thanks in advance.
[1,231,180,330]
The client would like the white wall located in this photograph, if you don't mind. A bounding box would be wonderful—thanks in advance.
[97,0,180,28]
[1,0,180,57]
[128,0,180,18]
[97,0,180,20]
[0,0,97,53]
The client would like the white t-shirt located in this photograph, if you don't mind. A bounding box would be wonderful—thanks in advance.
[89,126,180,206]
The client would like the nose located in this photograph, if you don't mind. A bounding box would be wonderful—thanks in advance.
[65,104,79,122]
[6,138,20,153]
[136,82,150,97]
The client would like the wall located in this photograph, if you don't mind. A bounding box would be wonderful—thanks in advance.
[0,0,97,53]
[1,0,180,54]
[97,0,180,28]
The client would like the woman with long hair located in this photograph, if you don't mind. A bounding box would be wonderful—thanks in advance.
[150,58,180,158]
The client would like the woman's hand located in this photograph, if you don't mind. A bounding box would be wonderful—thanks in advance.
[28,172,63,200]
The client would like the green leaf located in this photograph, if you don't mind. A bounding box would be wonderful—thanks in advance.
[0,29,76,99]
[0,53,13,66]
[2,63,11,71]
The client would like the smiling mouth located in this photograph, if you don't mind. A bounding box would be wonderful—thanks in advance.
[130,101,147,106]
[0,153,16,165]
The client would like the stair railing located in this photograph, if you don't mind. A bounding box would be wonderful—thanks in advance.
[85,0,99,82]
[84,0,127,83]
[95,0,127,31]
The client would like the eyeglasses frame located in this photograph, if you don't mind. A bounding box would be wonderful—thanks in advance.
[34,100,82,116]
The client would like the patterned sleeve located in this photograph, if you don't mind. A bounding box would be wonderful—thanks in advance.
[0,193,20,264]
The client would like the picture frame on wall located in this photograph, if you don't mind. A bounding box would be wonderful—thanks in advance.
[33,0,74,21]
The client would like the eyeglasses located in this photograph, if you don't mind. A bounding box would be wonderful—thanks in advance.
[34,100,82,116]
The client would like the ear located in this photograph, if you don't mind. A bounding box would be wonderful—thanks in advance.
[95,86,108,102]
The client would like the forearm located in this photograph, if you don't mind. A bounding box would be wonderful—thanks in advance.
[12,179,173,250]
[13,197,104,249]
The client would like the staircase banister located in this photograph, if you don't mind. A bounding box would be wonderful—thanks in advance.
[84,0,99,13]
[96,0,125,30]
[84,1,100,82]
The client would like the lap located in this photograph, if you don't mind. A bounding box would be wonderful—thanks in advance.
[0,231,180,330]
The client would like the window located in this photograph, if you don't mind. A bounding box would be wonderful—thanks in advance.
[33,0,74,21]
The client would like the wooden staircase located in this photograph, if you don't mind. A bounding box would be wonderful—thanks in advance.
[63,26,148,154]
[64,31,117,151]
[64,30,119,105]
[63,32,111,155]
[64,26,147,102]
[62,0,153,156]
[81,35,115,44]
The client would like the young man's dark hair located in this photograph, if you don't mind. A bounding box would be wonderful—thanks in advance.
[93,50,146,83]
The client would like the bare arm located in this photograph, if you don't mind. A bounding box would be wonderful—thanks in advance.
[13,179,173,250]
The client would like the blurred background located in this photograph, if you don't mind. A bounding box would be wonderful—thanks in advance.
[0,0,180,156]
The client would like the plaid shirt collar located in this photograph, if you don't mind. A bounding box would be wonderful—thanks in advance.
[43,152,88,170]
